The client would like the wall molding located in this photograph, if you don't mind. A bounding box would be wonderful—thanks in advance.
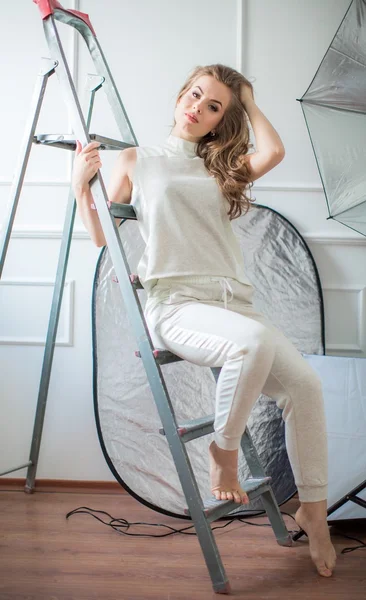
[0,279,75,346]
[254,183,324,192]
[0,477,125,494]
[4,227,365,245]
[323,285,366,353]
[6,228,89,239]
[236,0,244,73]
[0,180,70,187]
[0,179,320,194]
[0,180,326,191]
[305,235,366,246]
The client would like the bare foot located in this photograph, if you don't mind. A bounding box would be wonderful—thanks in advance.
[209,441,249,504]
[295,503,337,577]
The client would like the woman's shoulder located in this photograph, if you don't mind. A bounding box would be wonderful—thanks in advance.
[134,141,167,160]
[119,143,167,184]
[117,146,137,181]
[119,143,164,161]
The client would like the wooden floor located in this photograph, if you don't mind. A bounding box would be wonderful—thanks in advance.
[0,489,365,600]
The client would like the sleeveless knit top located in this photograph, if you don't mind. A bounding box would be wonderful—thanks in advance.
[131,134,252,292]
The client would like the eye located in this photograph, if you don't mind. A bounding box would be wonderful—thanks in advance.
[192,91,219,112]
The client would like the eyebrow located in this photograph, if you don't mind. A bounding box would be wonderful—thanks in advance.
[195,86,223,107]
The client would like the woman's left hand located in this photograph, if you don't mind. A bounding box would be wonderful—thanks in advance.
[240,80,254,107]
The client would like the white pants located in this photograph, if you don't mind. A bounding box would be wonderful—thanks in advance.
[144,275,328,503]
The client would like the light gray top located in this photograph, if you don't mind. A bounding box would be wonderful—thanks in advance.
[131,134,251,291]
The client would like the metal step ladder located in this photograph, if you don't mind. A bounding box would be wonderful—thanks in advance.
[0,1,292,593]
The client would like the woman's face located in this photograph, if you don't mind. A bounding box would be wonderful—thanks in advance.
[173,75,232,141]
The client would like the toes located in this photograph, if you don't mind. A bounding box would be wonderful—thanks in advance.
[233,491,242,503]
[212,490,237,503]
[318,567,332,577]
[316,561,333,577]
[212,489,247,504]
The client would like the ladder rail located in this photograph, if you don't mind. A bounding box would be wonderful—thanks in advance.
[0,59,57,278]
[25,75,105,492]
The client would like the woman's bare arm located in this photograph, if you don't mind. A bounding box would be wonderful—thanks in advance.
[72,142,136,247]
[240,87,285,182]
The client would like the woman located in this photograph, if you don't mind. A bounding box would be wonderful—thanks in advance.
[72,64,336,578]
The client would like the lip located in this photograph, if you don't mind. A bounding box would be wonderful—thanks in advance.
[185,113,198,123]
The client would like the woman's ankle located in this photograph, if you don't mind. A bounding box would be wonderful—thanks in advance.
[298,500,328,521]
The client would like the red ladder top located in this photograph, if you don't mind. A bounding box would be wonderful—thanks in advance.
[33,0,96,36]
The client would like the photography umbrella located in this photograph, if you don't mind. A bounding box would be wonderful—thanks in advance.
[298,0,366,236]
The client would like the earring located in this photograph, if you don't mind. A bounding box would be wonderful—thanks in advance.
[210,130,216,137]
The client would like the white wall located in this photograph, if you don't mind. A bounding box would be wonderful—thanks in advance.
[1,0,365,481]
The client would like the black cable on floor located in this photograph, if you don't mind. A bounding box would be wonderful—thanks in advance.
[66,506,366,554]
[329,528,366,555]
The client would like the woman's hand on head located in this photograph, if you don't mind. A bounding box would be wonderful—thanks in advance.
[72,140,102,194]
[240,80,254,107]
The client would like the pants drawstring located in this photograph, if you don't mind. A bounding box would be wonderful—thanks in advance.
[218,278,234,309]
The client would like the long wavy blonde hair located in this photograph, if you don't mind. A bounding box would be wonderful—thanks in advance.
[174,64,255,219]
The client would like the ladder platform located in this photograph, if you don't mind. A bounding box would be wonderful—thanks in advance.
[33,133,136,151]
[159,413,214,442]
[135,348,184,365]
[184,477,273,523]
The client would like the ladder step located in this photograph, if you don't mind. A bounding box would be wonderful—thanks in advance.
[129,273,144,289]
[109,203,137,220]
[112,273,144,288]
[33,133,136,151]
[135,348,183,365]
[184,477,272,523]
[159,414,214,442]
